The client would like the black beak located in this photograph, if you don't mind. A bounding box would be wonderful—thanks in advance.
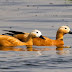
[68,31,72,34]
[39,35,45,40]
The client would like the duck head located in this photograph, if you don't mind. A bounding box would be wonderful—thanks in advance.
[56,26,72,39]
[30,29,45,39]
[58,26,72,34]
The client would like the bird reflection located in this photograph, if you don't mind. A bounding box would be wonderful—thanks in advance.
[0,46,24,51]
[0,45,53,51]
[0,45,70,55]
[56,47,70,55]
[0,46,40,51]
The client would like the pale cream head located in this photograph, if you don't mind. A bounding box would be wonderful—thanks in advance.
[30,29,42,37]
[56,26,72,39]
[58,26,70,34]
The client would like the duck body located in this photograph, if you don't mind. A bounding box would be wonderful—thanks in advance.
[13,34,64,46]
[3,26,72,47]
[1,30,45,47]
[33,36,64,46]
[0,35,26,46]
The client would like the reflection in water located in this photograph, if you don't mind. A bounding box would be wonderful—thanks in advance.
[0,46,24,51]
[0,46,53,51]
[56,47,70,55]
[0,45,70,55]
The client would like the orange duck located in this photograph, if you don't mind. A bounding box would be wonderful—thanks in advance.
[0,29,45,47]
[3,26,72,47]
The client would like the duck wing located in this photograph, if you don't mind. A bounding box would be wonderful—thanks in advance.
[0,35,26,46]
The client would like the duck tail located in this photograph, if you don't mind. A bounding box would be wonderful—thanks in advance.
[2,30,25,36]
[3,30,24,34]
[2,33,14,36]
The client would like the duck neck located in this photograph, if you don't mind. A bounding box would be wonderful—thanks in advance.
[26,34,33,45]
[56,31,64,40]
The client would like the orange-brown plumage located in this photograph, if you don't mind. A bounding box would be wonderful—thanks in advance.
[33,36,64,46]
[14,35,64,46]
[1,30,45,47]
[3,26,72,47]
[0,35,28,46]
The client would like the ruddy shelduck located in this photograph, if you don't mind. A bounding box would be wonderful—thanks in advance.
[1,29,45,47]
[3,26,72,47]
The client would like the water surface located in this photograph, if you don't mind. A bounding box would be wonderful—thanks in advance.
[0,0,72,72]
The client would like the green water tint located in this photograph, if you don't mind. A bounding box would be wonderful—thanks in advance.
[65,0,72,3]
[66,0,72,1]
[68,0,72,1]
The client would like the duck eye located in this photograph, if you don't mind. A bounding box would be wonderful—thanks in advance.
[36,32,38,33]
[65,28,67,29]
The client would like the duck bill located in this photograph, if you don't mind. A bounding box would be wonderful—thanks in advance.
[68,31,72,34]
[39,35,45,40]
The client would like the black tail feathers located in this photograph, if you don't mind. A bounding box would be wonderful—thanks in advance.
[2,30,24,36]
[2,33,14,36]
[3,30,24,34]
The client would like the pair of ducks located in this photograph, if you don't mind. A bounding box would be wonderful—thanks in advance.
[2,26,72,48]
[1,30,45,47]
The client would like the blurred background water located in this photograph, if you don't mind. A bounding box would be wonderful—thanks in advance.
[0,0,72,72]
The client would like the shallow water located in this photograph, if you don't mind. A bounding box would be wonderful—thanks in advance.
[0,0,72,72]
